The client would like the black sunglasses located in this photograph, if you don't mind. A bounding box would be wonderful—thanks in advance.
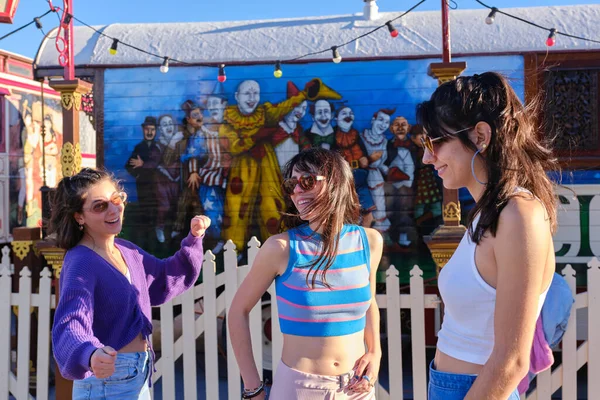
[83,192,128,214]
[282,174,326,195]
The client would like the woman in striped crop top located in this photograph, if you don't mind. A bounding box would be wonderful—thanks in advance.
[416,72,558,399]
[229,148,383,399]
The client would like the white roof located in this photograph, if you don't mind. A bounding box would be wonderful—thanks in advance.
[35,5,600,68]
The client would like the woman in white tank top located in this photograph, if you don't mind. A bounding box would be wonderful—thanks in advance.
[416,72,557,400]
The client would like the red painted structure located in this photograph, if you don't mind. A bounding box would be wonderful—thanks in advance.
[0,0,20,24]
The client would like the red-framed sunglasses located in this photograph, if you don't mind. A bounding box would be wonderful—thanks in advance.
[282,174,326,195]
[83,192,128,214]
[420,126,473,156]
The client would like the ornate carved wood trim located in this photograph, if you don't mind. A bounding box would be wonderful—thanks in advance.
[529,51,600,167]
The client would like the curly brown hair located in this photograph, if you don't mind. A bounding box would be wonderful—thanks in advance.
[416,72,558,243]
[48,168,122,250]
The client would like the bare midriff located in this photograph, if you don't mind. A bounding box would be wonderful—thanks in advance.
[281,330,366,375]
[434,349,485,374]
[119,333,148,353]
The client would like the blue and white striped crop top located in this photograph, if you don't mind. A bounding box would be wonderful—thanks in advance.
[275,224,372,337]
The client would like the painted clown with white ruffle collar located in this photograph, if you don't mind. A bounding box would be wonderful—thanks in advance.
[220,78,341,251]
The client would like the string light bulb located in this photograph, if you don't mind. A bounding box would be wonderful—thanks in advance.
[218,64,227,83]
[109,39,119,55]
[331,46,342,64]
[386,21,398,38]
[485,7,498,25]
[546,28,557,47]
[274,61,283,78]
[160,57,169,73]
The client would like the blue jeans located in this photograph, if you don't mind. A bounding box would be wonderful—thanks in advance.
[428,361,520,400]
[72,351,151,400]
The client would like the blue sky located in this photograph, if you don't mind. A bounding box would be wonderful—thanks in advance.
[0,0,597,59]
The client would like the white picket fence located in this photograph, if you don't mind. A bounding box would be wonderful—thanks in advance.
[0,241,599,400]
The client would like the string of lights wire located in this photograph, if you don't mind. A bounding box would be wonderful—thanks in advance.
[4,0,600,81]
[283,0,426,63]
[476,0,600,46]
[65,0,600,80]
[53,0,428,80]
[0,9,55,42]
[68,13,195,72]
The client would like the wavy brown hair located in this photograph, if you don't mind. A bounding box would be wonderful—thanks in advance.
[416,72,558,243]
[281,148,360,288]
[48,168,122,250]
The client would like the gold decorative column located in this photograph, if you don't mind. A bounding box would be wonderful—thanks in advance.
[48,79,92,177]
[45,78,91,400]
[424,62,468,272]
[36,242,66,280]
[427,62,467,86]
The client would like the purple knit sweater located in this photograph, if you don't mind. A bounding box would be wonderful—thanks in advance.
[52,233,204,380]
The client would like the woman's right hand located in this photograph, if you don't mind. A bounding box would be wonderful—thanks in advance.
[90,346,117,378]
[190,215,211,237]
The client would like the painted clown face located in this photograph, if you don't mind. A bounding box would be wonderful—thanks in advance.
[371,111,391,136]
[207,96,227,123]
[235,80,260,115]
[158,115,175,142]
[313,100,332,130]
[336,107,355,133]
[285,100,308,124]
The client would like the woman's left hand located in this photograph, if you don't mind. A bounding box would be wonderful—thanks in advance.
[346,351,381,393]
[190,215,211,237]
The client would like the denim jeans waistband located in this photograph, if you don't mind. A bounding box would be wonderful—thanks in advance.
[428,360,478,390]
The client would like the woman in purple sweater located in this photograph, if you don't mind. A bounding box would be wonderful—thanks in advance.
[50,168,209,399]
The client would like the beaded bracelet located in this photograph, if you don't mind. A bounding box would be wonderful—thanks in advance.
[242,381,265,399]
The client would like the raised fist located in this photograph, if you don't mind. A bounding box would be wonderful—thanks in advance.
[190,215,211,237]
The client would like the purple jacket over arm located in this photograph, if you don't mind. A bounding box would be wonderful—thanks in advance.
[52,233,203,380]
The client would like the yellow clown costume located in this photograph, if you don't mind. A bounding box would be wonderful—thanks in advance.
[221,78,341,251]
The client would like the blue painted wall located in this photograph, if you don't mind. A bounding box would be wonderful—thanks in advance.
[103,55,525,278]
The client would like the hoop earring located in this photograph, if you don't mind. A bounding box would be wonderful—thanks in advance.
[471,148,488,185]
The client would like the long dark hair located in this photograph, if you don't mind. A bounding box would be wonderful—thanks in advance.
[48,168,121,250]
[281,148,360,287]
[416,72,558,243]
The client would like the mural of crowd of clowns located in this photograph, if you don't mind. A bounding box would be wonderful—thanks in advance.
[123,77,444,267]
[7,94,63,232]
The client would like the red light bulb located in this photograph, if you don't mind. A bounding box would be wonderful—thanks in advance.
[386,21,398,39]
[217,64,226,82]
[546,29,556,47]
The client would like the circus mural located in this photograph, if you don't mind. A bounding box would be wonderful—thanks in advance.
[103,56,525,277]
[6,90,62,232]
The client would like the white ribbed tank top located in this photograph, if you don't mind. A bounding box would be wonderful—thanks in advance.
[436,191,549,365]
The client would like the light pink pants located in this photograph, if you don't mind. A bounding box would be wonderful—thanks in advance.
[269,360,376,400]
